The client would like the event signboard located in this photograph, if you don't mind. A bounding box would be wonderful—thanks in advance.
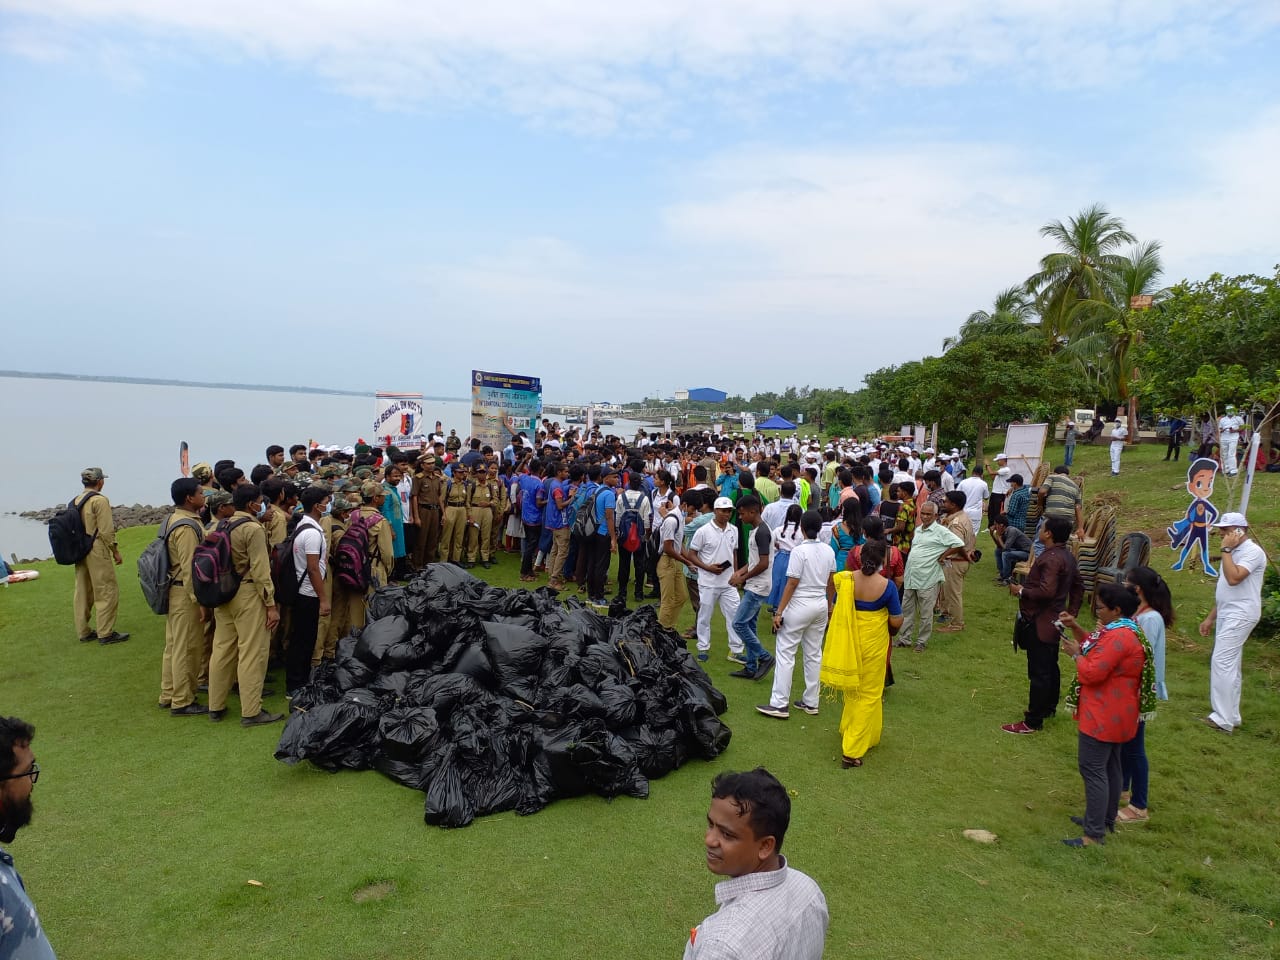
[374,392,426,449]
[742,412,756,434]
[1003,423,1048,482]
[471,370,542,451]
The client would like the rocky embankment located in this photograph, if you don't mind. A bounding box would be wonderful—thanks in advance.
[16,503,174,529]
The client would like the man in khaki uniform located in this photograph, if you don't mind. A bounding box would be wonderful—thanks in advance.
[467,463,501,568]
[441,464,473,565]
[159,478,209,715]
[72,467,129,644]
[411,456,445,567]
[319,492,357,664]
[198,490,236,687]
[341,482,395,629]
[208,483,283,727]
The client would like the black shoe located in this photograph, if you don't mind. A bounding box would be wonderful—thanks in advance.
[98,631,130,644]
[751,657,775,681]
[644,590,661,599]
[209,709,226,723]
[481,561,492,569]
[198,683,208,693]
[728,667,755,678]
[158,701,171,709]
[261,687,276,698]
[78,634,96,643]
[171,702,209,717]
[241,710,284,727]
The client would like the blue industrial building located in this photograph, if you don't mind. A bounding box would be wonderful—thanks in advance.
[687,387,728,403]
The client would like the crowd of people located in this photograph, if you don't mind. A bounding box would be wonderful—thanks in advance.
[56,420,1269,814]
[2,414,1268,957]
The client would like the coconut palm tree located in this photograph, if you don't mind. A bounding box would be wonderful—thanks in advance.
[1063,240,1168,438]
[942,286,1038,351]
[1027,204,1136,343]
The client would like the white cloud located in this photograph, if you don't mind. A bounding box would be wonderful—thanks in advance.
[410,105,1278,396]
[3,0,1277,131]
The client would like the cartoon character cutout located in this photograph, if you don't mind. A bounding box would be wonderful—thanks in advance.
[1168,457,1219,576]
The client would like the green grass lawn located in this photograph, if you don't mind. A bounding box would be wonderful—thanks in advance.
[3,439,1277,959]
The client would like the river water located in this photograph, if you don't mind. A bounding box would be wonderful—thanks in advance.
[0,377,649,560]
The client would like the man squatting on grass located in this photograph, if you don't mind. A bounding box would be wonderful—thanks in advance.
[686,768,828,960]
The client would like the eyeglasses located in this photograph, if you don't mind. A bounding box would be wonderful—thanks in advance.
[0,762,38,784]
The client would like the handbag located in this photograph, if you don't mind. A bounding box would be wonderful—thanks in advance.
[1012,614,1038,652]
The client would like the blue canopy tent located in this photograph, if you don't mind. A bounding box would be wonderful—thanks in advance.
[757,414,796,430]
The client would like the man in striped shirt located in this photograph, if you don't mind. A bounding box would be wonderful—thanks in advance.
[686,768,828,959]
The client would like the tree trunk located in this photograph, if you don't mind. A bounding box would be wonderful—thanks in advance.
[1128,394,1140,444]
[976,421,988,465]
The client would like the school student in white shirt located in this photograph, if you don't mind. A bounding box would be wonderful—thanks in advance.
[685,497,747,663]
[758,511,836,719]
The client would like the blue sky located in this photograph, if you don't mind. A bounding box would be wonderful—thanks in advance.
[2,1,1277,403]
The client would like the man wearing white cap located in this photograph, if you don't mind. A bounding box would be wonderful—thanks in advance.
[1217,406,1244,476]
[1109,418,1128,475]
[1199,513,1267,733]
[684,497,747,664]
[989,454,1012,528]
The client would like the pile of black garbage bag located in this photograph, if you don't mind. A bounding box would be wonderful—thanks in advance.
[275,564,731,827]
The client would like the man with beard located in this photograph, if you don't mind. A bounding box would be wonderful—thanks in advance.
[0,716,56,958]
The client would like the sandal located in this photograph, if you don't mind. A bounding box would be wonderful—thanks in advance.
[841,756,863,768]
[1116,806,1149,823]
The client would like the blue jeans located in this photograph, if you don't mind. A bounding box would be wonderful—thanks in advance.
[731,590,772,669]
[1120,720,1148,808]
[1063,442,1075,468]
[997,548,1029,580]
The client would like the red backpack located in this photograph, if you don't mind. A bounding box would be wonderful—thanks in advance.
[191,518,250,607]
[332,513,383,592]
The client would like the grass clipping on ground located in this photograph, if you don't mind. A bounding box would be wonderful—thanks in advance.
[2,439,1277,960]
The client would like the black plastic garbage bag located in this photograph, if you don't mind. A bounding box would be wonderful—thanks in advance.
[482,622,550,687]
[354,615,411,668]
[403,672,494,715]
[383,634,435,672]
[630,724,682,779]
[333,650,375,692]
[367,586,408,622]
[680,687,733,760]
[423,745,477,827]
[274,691,382,771]
[596,677,639,731]
[288,660,342,711]
[374,706,441,789]
[577,642,626,686]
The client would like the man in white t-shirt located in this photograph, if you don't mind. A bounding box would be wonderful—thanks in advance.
[988,453,1011,528]
[287,485,331,694]
[728,496,774,681]
[1109,419,1128,475]
[956,466,989,533]
[684,497,746,664]
[1217,406,1244,475]
[1199,513,1267,733]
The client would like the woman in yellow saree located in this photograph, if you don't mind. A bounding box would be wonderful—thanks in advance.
[821,539,903,767]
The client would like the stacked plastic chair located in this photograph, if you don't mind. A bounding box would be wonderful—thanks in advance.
[1073,505,1117,606]
[1093,532,1152,611]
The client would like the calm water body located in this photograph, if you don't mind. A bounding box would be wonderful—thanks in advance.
[0,377,647,560]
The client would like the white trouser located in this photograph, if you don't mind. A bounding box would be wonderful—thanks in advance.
[1110,441,1124,473]
[696,584,743,653]
[769,595,828,710]
[1208,614,1257,730]
[1220,435,1239,473]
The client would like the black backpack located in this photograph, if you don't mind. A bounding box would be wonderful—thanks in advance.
[272,519,315,606]
[572,487,603,538]
[136,516,203,614]
[48,492,100,565]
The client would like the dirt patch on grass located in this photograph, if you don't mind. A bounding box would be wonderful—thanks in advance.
[352,881,396,903]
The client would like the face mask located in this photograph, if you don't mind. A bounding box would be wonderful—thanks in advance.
[323,501,333,516]
[256,501,268,518]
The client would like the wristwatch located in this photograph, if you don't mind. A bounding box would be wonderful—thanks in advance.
[1221,548,1233,555]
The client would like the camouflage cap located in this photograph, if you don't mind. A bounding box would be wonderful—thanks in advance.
[81,466,108,482]
[353,466,374,480]
[318,464,340,480]
[360,479,383,501]
[191,462,213,482]
[331,494,357,512]
[345,492,364,506]
[206,489,234,511]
